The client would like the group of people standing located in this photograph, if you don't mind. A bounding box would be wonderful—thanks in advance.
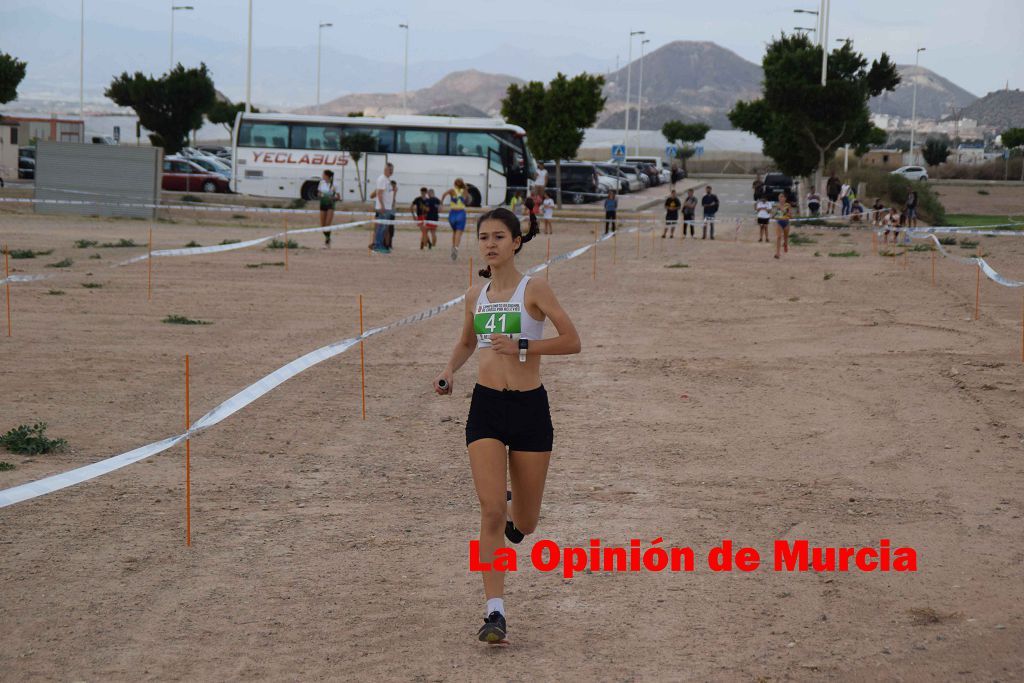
[314,165,475,261]
[658,186,719,239]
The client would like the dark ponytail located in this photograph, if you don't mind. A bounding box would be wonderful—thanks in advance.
[475,206,538,279]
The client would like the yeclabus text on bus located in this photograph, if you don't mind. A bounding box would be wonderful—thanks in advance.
[231,112,536,207]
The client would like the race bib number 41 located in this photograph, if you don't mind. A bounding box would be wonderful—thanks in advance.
[475,303,522,337]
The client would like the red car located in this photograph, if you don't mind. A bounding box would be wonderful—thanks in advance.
[161,156,230,193]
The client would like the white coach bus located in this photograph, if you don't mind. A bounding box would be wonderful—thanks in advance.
[231,112,536,207]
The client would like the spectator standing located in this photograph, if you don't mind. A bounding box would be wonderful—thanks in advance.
[541,194,555,234]
[372,163,395,253]
[603,190,618,234]
[752,174,765,201]
[682,188,697,238]
[905,190,919,228]
[872,197,885,226]
[839,179,852,216]
[533,165,548,194]
[826,173,841,214]
[387,180,399,249]
[701,185,719,239]
[755,196,773,243]
[317,169,341,248]
[662,190,682,238]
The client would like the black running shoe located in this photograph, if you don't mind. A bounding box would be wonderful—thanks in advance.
[477,611,507,644]
[505,491,525,544]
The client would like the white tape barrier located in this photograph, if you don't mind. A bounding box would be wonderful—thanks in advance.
[909,232,1024,288]
[0,225,647,508]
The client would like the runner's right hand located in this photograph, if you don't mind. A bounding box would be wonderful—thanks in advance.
[434,371,453,395]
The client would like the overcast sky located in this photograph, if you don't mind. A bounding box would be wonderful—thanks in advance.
[3,0,1021,98]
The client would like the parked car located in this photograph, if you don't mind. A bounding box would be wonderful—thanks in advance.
[891,165,928,182]
[614,164,648,191]
[18,148,35,180]
[198,145,232,161]
[162,156,231,193]
[594,166,625,194]
[760,172,794,200]
[595,163,638,193]
[542,162,600,204]
[188,154,232,180]
[637,162,662,187]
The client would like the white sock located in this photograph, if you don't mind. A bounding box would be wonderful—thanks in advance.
[486,597,505,617]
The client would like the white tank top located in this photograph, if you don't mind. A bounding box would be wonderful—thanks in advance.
[474,275,545,349]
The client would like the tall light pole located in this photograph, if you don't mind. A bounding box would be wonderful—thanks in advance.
[623,29,644,152]
[170,5,194,70]
[793,8,820,45]
[818,0,830,86]
[245,0,252,112]
[399,23,409,114]
[79,0,84,120]
[794,27,816,37]
[634,38,650,154]
[909,46,926,162]
[316,22,333,114]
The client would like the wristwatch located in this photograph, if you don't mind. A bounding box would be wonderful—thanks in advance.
[518,338,529,363]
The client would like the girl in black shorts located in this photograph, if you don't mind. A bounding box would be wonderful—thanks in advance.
[434,207,581,645]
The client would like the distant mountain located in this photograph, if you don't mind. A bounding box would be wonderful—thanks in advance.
[955,89,1024,130]
[869,65,976,120]
[600,41,763,129]
[596,105,722,131]
[296,70,523,117]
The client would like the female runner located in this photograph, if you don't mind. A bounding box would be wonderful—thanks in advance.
[434,207,581,644]
[317,169,340,247]
[773,192,792,259]
[441,178,469,261]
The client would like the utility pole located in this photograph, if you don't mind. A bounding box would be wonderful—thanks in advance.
[909,46,926,163]
[399,23,409,114]
[316,22,333,114]
[623,30,644,151]
[245,0,253,112]
[635,38,650,155]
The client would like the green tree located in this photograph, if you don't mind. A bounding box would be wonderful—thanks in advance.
[502,72,606,207]
[0,52,28,105]
[921,138,950,167]
[207,99,258,136]
[1002,128,1024,181]
[341,132,377,201]
[661,121,710,172]
[105,64,216,154]
[729,34,900,193]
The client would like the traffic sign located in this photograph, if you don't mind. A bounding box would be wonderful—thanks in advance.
[665,144,678,159]
[695,144,705,159]
[113,126,121,143]
[611,144,626,162]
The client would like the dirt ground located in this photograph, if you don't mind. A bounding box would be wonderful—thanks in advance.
[927,183,1024,217]
[1,207,1023,681]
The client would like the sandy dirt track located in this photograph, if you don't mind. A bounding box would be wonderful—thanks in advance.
[1,208,1024,681]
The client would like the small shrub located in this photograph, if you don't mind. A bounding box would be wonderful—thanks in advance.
[220,239,241,245]
[245,262,286,268]
[0,461,14,471]
[267,238,299,250]
[839,232,850,237]
[788,296,800,302]
[81,282,103,289]
[789,233,816,245]
[824,272,835,280]
[5,248,53,259]
[287,198,306,210]
[909,243,933,252]
[47,289,64,295]
[74,239,99,248]
[828,250,859,258]
[89,253,102,259]
[181,194,203,203]
[48,258,74,268]
[664,262,689,268]
[959,239,979,249]
[813,251,821,257]
[977,189,989,195]
[100,238,138,248]
[232,214,247,220]
[0,422,67,455]
[184,240,202,248]
[938,236,957,245]
[162,314,212,325]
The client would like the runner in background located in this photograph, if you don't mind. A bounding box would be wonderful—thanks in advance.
[425,189,441,249]
[442,177,469,261]
[773,192,792,259]
[603,190,618,234]
[662,189,681,238]
[317,169,340,248]
[541,194,555,235]
[388,180,399,249]
[434,207,580,646]
[411,187,431,250]
[872,197,885,226]
[806,190,821,217]
[905,190,919,228]
[755,195,772,243]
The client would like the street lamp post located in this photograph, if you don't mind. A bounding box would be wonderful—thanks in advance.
[635,38,650,155]
[623,30,644,151]
[245,0,252,112]
[794,27,817,37]
[793,8,820,45]
[79,0,84,120]
[909,46,926,163]
[316,22,333,114]
[399,23,409,114]
[170,5,194,70]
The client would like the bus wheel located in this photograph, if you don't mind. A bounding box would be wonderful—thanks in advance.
[572,192,585,204]
[301,181,318,201]
[466,185,482,207]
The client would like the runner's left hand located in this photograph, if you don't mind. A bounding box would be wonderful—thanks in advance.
[489,334,517,355]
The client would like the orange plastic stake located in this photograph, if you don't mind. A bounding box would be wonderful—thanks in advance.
[185,354,191,547]
[545,236,551,281]
[592,240,597,280]
[974,247,981,320]
[359,295,366,420]
[147,228,153,301]
[871,231,877,255]
[284,216,289,271]
[613,231,617,264]
[931,249,936,286]
[1020,296,1023,363]
[4,243,11,337]
[636,228,640,257]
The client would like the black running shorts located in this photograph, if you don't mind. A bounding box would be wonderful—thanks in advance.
[466,384,554,452]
